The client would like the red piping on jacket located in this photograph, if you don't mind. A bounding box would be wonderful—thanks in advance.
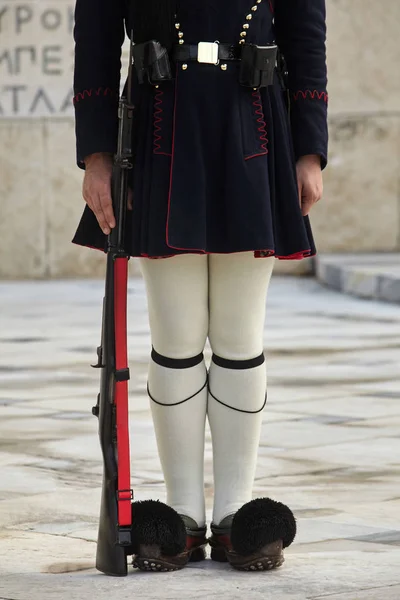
[73,87,114,104]
[143,249,313,260]
[153,89,172,156]
[245,90,269,160]
[293,90,328,102]
[73,242,314,261]
[268,0,274,14]
[256,249,312,260]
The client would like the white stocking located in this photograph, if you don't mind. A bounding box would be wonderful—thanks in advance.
[208,252,275,525]
[139,255,209,526]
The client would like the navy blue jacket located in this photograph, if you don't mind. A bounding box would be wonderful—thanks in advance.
[73,0,328,260]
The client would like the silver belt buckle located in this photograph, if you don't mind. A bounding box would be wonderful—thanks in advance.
[197,41,219,65]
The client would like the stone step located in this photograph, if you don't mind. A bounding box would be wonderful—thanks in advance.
[316,254,400,304]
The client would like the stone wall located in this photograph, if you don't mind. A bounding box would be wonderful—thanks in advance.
[0,0,399,279]
[313,0,400,256]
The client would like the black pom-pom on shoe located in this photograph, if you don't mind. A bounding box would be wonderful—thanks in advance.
[130,500,186,557]
[129,501,207,572]
[231,497,297,556]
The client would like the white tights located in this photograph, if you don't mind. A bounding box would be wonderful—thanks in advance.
[139,252,274,526]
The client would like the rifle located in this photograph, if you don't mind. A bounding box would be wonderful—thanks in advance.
[91,39,135,577]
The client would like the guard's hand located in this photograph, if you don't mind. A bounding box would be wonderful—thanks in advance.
[296,155,323,217]
[83,153,116,235]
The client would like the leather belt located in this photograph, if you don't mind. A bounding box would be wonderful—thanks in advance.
[173,42,242,64]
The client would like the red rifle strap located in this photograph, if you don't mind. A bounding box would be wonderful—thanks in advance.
[114,257,132,527]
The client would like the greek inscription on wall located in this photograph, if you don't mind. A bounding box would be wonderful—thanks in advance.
[0,1,130,118]
[0,1,75,117]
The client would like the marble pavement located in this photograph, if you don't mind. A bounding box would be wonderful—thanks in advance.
[0,274,399,600]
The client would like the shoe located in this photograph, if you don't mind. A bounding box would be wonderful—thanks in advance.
[209,498,297,572]
[180,515,208,563]
[130,500,207,572]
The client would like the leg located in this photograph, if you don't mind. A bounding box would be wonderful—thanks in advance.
[139,254,208,527]
[207,253,297,571]
[208,251,274,524]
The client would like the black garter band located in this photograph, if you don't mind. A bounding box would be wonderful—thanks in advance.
[148,351,267,412]
[148,349,207,406]
[208,352,267,414]
[151,347,204,369]
[212,352,265,370]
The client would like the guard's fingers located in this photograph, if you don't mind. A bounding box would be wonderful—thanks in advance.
[92,194,111,235]
[83,191,93,212]
[301,198,313,217]
[127,188,133,211]
[99,192,116,229]
[301,187,320,216]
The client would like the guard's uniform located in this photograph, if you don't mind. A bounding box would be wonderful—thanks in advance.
[72,0,328,259]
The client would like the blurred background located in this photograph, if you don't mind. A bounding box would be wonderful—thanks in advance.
[0,0,399,292]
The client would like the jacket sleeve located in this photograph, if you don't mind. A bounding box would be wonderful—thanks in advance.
[73,0,126,168]
[274,0,328,168]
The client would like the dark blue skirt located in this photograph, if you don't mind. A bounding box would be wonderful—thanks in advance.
[73,64,316,261]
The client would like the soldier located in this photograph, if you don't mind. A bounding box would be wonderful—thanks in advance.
[72,0,328,572]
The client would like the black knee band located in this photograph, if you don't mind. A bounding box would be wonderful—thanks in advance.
[209,352,266,414]
[147,379,208,407]
[151,347,204,369]
[212,352,265,370]
[149,349,206,406]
